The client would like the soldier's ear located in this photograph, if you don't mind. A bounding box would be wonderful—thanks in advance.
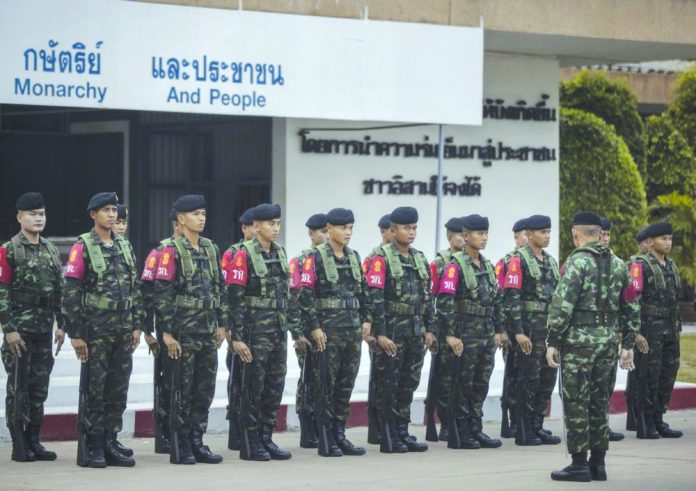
[89,210,97,221]
[16,211,22,224]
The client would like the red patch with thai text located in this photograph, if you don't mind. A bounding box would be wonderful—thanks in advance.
[64,243,86,281]
[227,249,248,286]
[366,256,386,289]
[429,261,440,295]
[0,246,12,284]
[155,246,176,282]
[221,250,234,284]
[300,256,316,289]
[438,263,459,295]
[504,256,523,289]
[623,262,644,302]
[289,257,302,289]
[495,260,505,290]
[141,248,161,282]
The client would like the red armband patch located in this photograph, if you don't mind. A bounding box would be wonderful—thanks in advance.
[289,257,302,289]
[221,250,234,285]
[300,256,317,289]
[438,263,459,295]
[0,246,12,284]
[155,246,176,282]
[362,257,369,274]
[495,260,505,290]
[366,256,386,289]
[227,249,248,286]
[429,261,440,295]
[64,243,86,280]
[629,262,643,293]
[141,248,161,282]
[504,256,522,290]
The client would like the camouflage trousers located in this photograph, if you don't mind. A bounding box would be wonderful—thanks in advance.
[434,335,453,425]
[635,328,680,415]
[448,333,496,421]
[86,329,132,436]
[175,333,217,436]
[2,332,54,428]
[247,331,287,432]
[376,330,425,423]
[514,328,557,416]
[156,331,171,428]
[314,327,361,422]
[560,326,617,454]
[294,346,315,414]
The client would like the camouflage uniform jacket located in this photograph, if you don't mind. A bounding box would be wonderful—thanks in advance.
[632,253,681,334]
[287,248,312,340]
[140,237,176,335]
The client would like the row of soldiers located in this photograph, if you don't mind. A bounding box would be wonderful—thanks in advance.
[0,192,683,482]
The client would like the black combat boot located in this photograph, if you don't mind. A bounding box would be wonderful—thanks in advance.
[636,411,660,439]
[626,403,637,431]
[380,423,408,454]
[589,449,607,481]
[300,417,319,449]
[27,425,56,461]
[171,435,196,465]
[241,430,271,461]
[438,414,449,441]
[533,414,560,445]
[654,413,683,438]
[259,423,292,460]
[515,415,541,446]
[470,417,501,449]
[109,432,133,457]
[86,433,106,468]
[317,422,343,457]
[397,420,428,452]
[9,426,35,462]
[551,451,592,482]
[104,433,135,467]
[190,432,223,463]
[608,428,625,441]
[449,418,480,450]
[334,420,366,455]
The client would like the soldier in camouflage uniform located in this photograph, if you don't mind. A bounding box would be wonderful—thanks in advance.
[500,215,560,446]
[63,192,144,468]
[428,217,465,441]
[546,211,639,482]
[299,208,370,457]
[226,203,291,461]
[113,205,128,236]
[1,192,64,462]
[629,222,683,439]
[365,206,433,453]
[154,195,227,465]
[437,214,504,450]
[288,213,328,449]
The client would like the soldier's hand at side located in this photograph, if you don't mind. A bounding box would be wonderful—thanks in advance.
[364,335,378,351]
[311,328,327,352]
[361,322,372,341]
[424,332,437,353]
[232,340,253,362]
[5,331,26,358]
[144,333,159,357]
[71,338,88,362]
[163,332,182,360]
[515,333,533,355]
[54,328,65,356]
[378,335,397,357]
[500,332,511,351]
[446,335,463,357]
[620,348,635,371]
[294,336,312,355]
[635,334,649,354]
[215,327,227,348]
[546,347,560,368]
[131,329,142,352]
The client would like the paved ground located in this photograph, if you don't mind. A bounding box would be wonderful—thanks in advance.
[1,411,695,491]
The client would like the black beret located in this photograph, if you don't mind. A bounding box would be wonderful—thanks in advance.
[635,226,648,242]
[378,214,391,229]
[173,194,205,212]
[239,208,254,226]
[390,207,418,225]
[526,215,551,230]
[643,222,672,238]
[326,208,354,226]
[572,211,602,226]
[306,213,329,229]
[168,208,178,222]
[512,218,527,233]
[87,192,118,212]
[16,192,45,211]
[117,204,128,220]
[462,214,489,231]
[252,203,281,221]
[445,217,464,232]
[600,216,612,231]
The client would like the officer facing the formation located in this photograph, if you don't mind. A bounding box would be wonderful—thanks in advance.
[500,215,560,446]
[299,208,371,457]
[113,205,128,236]
[287,213,328,449]
[546,211,639,482]
[437,214,504,450]
[226,203,291,461]
[365,206,433,453]
[154,195,227,465]
[63,192,144,468]
[428,217,466,441]
[1,192,64,462]
[629,222,683,439]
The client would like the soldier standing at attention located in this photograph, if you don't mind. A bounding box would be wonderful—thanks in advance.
[546,211,639,482]
[113,205,128,236]
[1,192,64,462]
[63,192,144,468]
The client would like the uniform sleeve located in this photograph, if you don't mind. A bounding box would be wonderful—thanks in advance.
[500,258,524,335]
[52,260,65,331]
[287,288,303,340]
[355,252,372,325]
[213,244,229,328]
[140,280,155,335]
[0,244,14,333]
[422,254,437,335]
[298,252,320,332]
[61,241,88,340]
[226,251,251,343]
[365,256,387,337]
[153,250,178,336]
[128,245,146,332]
[546,255,585,349]
[619,261,641,349]
[436,262,460,338]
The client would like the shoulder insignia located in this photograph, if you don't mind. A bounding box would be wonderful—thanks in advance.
[366,256,386,289]
[155,246,176,282]
[0,246,12,284]
[64,242,86,280]
[141,248,161,283]
[503,256,523,290]
[226,249,249,286]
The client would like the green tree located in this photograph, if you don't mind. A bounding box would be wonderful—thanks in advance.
[645,113,696,203]
[559,108,647,260]
[650,192,696,286]
[561,70,647,177]
[669,64,696,155]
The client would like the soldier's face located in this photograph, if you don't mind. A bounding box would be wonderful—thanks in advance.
[241,224,255,241]
[515,231,529,248]
[91,205,117,230]
[113,219,128,236]
[309,227,329,247]
[380,227,394,244]
[528,228,551,248]
[600,230,611,245]
[650,235,672,255]
[392,224,417,246]
[465,230,488,250]
[328,224,352,246]
[17,209,46,234]
[448,232,466,251]
[255,219,281,242]
[180,209,206,233]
